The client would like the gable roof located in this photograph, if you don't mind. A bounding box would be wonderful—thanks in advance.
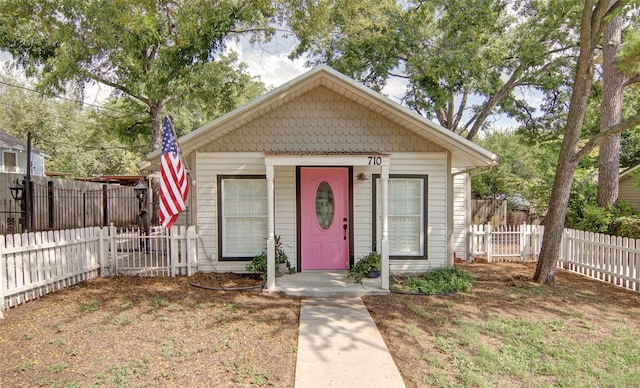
[619,164,640,181]
[0,131,47,156]
[140,65,497,172]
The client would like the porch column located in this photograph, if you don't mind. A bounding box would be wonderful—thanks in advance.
[266,165,276,290]
[380,165,390,290]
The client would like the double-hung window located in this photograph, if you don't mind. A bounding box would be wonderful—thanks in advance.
[3,151,17,173]
[373,175,427,259]
[218,176,267,260]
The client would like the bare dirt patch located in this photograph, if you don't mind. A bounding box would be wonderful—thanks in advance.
[0,275,299,387]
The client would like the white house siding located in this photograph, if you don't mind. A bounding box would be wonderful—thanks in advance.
[351,153,448,272]
[274,165,297,270]
[619,175,640,212]
[387,153,448,272]
[452,173,469,260]
[195,152,267,272]
[192,86,453,273]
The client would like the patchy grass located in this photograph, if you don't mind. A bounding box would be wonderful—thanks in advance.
[365,262,640,388]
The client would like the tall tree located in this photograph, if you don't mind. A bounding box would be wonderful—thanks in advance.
[534,0,640,285]
[597,15,627,208]
[0,0,275,149]
[286,0,583,140]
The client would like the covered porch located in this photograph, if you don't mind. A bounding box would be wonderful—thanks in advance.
[263,153,392,292]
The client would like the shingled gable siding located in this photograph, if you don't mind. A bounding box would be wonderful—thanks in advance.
[197,86,445,154]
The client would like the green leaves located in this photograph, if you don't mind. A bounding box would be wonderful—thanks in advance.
[0,0,275,150]
[286,0,585,140]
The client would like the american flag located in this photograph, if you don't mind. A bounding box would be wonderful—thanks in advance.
[159,116,189,228]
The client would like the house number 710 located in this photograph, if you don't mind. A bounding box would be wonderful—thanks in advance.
[368,156,382,165]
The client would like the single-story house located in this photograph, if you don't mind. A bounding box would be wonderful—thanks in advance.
[0,131,47,177]
[141,65,498,290]
[619,164,640,212]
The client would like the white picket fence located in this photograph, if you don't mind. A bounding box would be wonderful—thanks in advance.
[0,225,197,314]
[469,224,640,292]
[469,224,544,262]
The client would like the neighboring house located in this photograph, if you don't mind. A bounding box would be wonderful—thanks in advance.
[141,65,498,290]
[619,164,640,212]
[0,131,47,177]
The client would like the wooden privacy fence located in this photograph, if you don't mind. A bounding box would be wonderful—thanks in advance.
[469,224,639,292]
[0,173,141,235]
[472,199,507,225]
[0,225,197,315]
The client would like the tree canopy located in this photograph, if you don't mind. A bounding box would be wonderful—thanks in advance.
[0,0,275,149]
[286,0,584,140]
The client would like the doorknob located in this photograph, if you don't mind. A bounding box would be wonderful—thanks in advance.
[343,224,347,240]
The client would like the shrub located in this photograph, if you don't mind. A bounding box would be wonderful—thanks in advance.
[610,216,640,239]
[574,204,612,234]
[399,267,473,295]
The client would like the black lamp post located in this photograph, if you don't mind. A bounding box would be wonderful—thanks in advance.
[9,178,27,232]
[134,179,150,251]
[9,179,24,201]
[134,180,147,215]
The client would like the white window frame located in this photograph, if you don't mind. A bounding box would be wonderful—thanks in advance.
[2,151,18,173]
[373,175,428,259]
[217,175,267,260]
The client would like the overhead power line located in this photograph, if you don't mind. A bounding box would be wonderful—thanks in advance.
[0,79,144,117]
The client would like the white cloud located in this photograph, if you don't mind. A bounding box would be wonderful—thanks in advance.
[227,35,309,89]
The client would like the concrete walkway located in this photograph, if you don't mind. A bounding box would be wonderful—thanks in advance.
[294,298,406,388]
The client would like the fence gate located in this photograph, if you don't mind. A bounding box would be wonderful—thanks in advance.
[108,225,197,277]
[469,224,544,262]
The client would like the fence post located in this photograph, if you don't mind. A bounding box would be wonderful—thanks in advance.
[561,229,570,269]
[186,226,196,276]
[0,236,5,319]
[169,227,177,277]
[98,226,108,277]
[108,224,117,275]
[47,181,54,230]
[102,185,109,226]
[467,225,474,261]
[485,223,492,262]
[519,223,527,261]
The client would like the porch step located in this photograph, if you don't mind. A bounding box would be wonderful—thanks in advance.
[269,271,389,298]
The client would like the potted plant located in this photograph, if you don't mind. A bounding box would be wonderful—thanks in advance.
[275,235,293,276]
[348,251,381,283]
[246,235,293,279]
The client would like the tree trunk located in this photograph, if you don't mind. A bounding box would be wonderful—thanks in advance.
[534,151,579,284]
[534,0,606,285]
[148,101,165,224]
[597,15,625,208]
[149,101,165,151]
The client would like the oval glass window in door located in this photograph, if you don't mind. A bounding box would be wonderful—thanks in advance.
[315,181,334,229]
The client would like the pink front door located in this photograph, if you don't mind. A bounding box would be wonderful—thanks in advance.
[300,167,349,270]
